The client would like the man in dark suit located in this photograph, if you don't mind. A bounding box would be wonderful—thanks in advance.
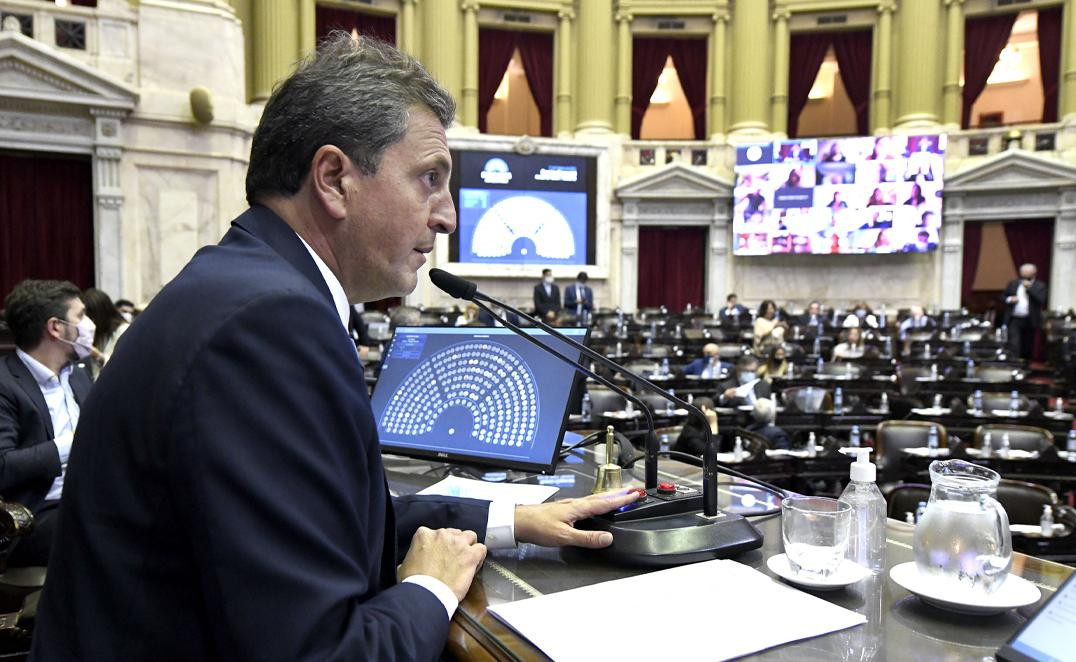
[797,300,824,328]
[715,355,772,407]
[682,343,730,379]
[745,398,791,450]
[533,268,561,322]
[32,36,634,662]
[0,280,94,567]
[719,293,748,321]
[1003,263,1047,360]
[563,271,593,324]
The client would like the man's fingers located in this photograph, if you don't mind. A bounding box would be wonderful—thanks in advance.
[560,526,614,549]
[577,490,639,517]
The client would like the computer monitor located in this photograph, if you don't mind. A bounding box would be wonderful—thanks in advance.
[371,326,589,474]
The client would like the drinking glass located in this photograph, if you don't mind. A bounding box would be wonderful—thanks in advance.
[782,496,852,577]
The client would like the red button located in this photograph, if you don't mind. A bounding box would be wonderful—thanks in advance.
[657,482,676,494]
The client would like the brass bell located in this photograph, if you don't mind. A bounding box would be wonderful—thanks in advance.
[593,425,623,493]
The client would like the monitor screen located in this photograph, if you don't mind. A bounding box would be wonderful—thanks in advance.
[448,150,597,266]
[371,326,589,474]
[997,572,1076,662]
[732,135,945,255]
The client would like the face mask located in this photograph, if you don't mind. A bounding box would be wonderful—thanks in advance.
[58,317,96,360]
[544,276,554,285]
[855,309,867,318]
[120,311,132,323]
[738,371,756,385]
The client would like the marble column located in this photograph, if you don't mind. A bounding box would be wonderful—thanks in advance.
[708,8,729,140]
[574,0,615,134]
[728,0,771,136]
[614,10,633,136]
[299,0,315,55]
[400,0,419,55]
[893,0,942,128]
[620,211,639,312]
[556,6,574,137]
[422,0,463,116]
[252,0,299,101]
[872,1,895,133]
[461,0,479,129]
[91,109,127,298]
[1061,0,1076,121]
[770,3,791,137]
[1051,188,1076,311]
[941,0,965,130]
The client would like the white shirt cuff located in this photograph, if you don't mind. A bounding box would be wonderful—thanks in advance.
[54,431,74,465]
[484,500,517,549]
[402,575,458,620]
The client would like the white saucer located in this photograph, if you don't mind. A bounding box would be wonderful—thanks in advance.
[889,562,1041,615]
[766,554,871,591]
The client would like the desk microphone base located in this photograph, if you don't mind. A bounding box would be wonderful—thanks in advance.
[578,510,763,567]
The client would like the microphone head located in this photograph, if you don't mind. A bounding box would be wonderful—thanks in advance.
[429,268,477,301]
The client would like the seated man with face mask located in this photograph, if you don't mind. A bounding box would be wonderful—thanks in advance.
[715,355,772,408]
[0,280,96,567]
[682,343,731,379]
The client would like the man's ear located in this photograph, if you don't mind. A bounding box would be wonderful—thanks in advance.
[310,145,355,220]
[44,317,66,342]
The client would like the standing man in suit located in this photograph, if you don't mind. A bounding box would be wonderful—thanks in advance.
[533,268,561,322]
[1003,263,1047,360]
[563,271,593,325]
[32,35,635,661]
[0,280,94,567]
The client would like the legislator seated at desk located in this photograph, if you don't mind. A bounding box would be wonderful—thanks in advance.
[716,355,772,407]
[746,398,791,450]
[682,343,730,379]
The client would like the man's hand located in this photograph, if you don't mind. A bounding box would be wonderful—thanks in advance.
[723,387,738,400]
[398,527,487,602]
[514,489,640,549]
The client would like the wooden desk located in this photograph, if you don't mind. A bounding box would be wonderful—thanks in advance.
[384,453,1074,661]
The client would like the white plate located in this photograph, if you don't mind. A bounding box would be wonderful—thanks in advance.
[766,553,871,591]
[888,562,1041,615]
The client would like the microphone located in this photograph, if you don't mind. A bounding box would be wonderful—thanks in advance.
[430,269,768,566]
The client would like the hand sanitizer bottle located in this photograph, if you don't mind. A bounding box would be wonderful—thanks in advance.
[973,389,984,413]
[839,448,887,574]
[1000,432,1011,458]
[733,435,744,462]
[816,356,824,374]
[981,431,993,458]
[1066,428,1076,462]
[1040,505,1054,537]
[1009,390,1020,415]
[966,359,975,380]
[850,425,861,447]
[807,431,818,458]
[834,387,844,412]
[915,501,927,524]
[927,425,939,455]
[661,357,670,376]
[880,392,889,413]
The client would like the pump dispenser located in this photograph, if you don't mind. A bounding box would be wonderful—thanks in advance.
[838,447,886,573]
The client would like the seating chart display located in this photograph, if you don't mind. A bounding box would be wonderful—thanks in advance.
[371,327,588,473]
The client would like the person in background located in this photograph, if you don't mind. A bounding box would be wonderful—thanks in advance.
[746,398,790,450]
[682,343,730,379]
[0,280,95,567]
[826,192,848,209]
[716,355,772,407]
[842,301,878,329]
[672,396,719,457]
[901,230,937,252]
[114,299,136,322]
[756,344,790,382]
[563,271,594,325]
[753,299,786,349]
[719,293,748,321]
[533,268,561,323]
[80,288,130,377]
[797,300,824,328]
[898,305,934,340]
[832,326,866,360]
[1003,263,1047,360]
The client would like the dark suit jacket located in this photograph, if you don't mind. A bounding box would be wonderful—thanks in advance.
[682,357,730,378]
[746,422,791,450]
[533,282,561,318]
[32,206,491,662]
[563,283,593,312]
[715,376,772,408]
[796,313,824,328]
[718,304,748,321]
[0,352,92,513]
[1002,278,1047,327]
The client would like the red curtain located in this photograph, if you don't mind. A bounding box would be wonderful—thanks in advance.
[831,30,873,136]
[787,32,832,138]
[315,6,396,44]
[631,37,672,139]
[478,29,554,137]
[961,221,983,308]
[666,38,709,140]
[962,13,1017,128]
[515,31,554,137]
[1002,219,1053,286]
[1037,6,1062,123]
[0,152,95,297]
[636,227,706,312]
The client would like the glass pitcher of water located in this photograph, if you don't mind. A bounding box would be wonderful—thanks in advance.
[913,460,1012,594]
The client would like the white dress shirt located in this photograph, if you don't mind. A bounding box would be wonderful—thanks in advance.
[1014,282,1030,318]
[14,349,78,502]
[296,234,516,618]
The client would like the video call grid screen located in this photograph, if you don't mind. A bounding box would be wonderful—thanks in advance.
[732,135,946,256]
[448,150,597,267]
[371,326,588,473]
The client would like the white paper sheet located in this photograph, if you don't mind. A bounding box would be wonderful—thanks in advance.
[417,476,558,505]
[489,559,866,661]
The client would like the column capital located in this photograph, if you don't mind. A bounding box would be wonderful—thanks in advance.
[401,0,418,5]
[772,4,791,22]
[712,10,729,24]
[615,11,632,23]
[877,0,897,14]
[559,7,576,21]
[944,0,965,6]
[460,0,479,13]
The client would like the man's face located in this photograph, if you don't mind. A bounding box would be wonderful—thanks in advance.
[1020,266,1036,281]
[51,297,86,357]
[728,297,737,307]
[337,107,455,301]
[808,302,820,316]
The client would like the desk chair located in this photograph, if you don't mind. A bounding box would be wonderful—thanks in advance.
[875,420,949,487]
[974,424,1054,453]
[819,361,865,379]
[782,386,832,414]
[884,480,1063,527]
[976,392,1034,413]
[586,388,627,415]
[717,343,746,360]
[0,499,45,660]
[729,428,771,462]
[971,366,1021,383]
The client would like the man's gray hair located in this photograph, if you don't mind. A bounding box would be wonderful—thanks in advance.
[752,398,776,425]
[245,33,456,204]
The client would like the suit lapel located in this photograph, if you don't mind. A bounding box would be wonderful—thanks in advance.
[5,353,54,439]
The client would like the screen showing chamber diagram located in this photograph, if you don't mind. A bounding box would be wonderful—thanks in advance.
[449,150,596,266]
[371,327,588,473]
